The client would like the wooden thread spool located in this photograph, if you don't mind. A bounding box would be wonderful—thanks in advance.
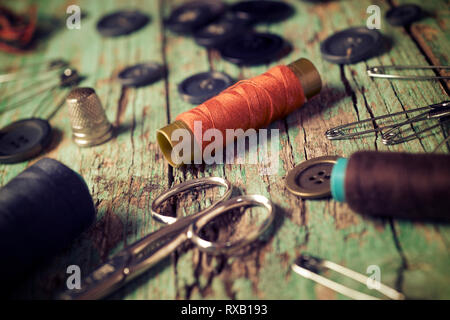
[157,58,322,167]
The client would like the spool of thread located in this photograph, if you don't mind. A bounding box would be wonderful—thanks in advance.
[0,158,96,284]
[330,151,450,220]
[157,58,322,167]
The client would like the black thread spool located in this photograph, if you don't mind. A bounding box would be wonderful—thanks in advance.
[0,158,96,285]
[331,151,450,220]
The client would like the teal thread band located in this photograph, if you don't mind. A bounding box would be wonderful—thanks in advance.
[331,157,348,202]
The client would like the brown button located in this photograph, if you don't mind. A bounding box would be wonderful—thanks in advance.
[286,156,339,199]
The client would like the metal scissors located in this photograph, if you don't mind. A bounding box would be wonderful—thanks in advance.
[59,177,274,300]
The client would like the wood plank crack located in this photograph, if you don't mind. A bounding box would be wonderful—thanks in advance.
[350,68,380,150]
[115,86,130,127]
[389,219,409,294]
[283,118,298,165]
[387,81,428,152]
[340,65,360,121]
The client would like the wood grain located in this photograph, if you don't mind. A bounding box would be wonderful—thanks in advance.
[0,0,449,299]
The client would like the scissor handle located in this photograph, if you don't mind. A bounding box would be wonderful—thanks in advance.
[127,194,274,280]
[188,194,275,255]
[151,176,233,224]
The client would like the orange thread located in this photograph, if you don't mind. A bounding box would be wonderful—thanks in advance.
[176,65,305,150]
[0,5,37,54]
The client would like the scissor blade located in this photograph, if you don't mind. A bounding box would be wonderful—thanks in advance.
[127,209,207,255]
[58,213,203,300]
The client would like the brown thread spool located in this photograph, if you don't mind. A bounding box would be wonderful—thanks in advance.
[335,151,450,220]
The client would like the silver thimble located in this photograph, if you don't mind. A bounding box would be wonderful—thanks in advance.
[66,87,114,147]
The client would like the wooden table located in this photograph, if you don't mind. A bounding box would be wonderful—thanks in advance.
[2,0,449,299]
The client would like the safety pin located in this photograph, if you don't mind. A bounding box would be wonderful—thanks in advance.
[291,254,405,300]
[0,59,69,83]
[382,103,450,145]
[367,65,450,80]
[0,67,81,114]
[326,101,450,145]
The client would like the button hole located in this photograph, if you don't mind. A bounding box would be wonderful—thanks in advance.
[10,141,19,148]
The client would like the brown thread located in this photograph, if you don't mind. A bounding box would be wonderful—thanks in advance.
[345,151,450,220]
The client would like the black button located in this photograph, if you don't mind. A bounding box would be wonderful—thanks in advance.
[386,4,422,26]
[117,62,165,87]
[229,1,293,24]
[320,27,383,64]
[178,71,234,105]
[0,118,52,164]
[166,1,226,34]
[220,32,285,66]
[97,10,150,37]
[194,17,247,48]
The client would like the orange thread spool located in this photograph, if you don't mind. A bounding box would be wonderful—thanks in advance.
[157,58,322,167]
